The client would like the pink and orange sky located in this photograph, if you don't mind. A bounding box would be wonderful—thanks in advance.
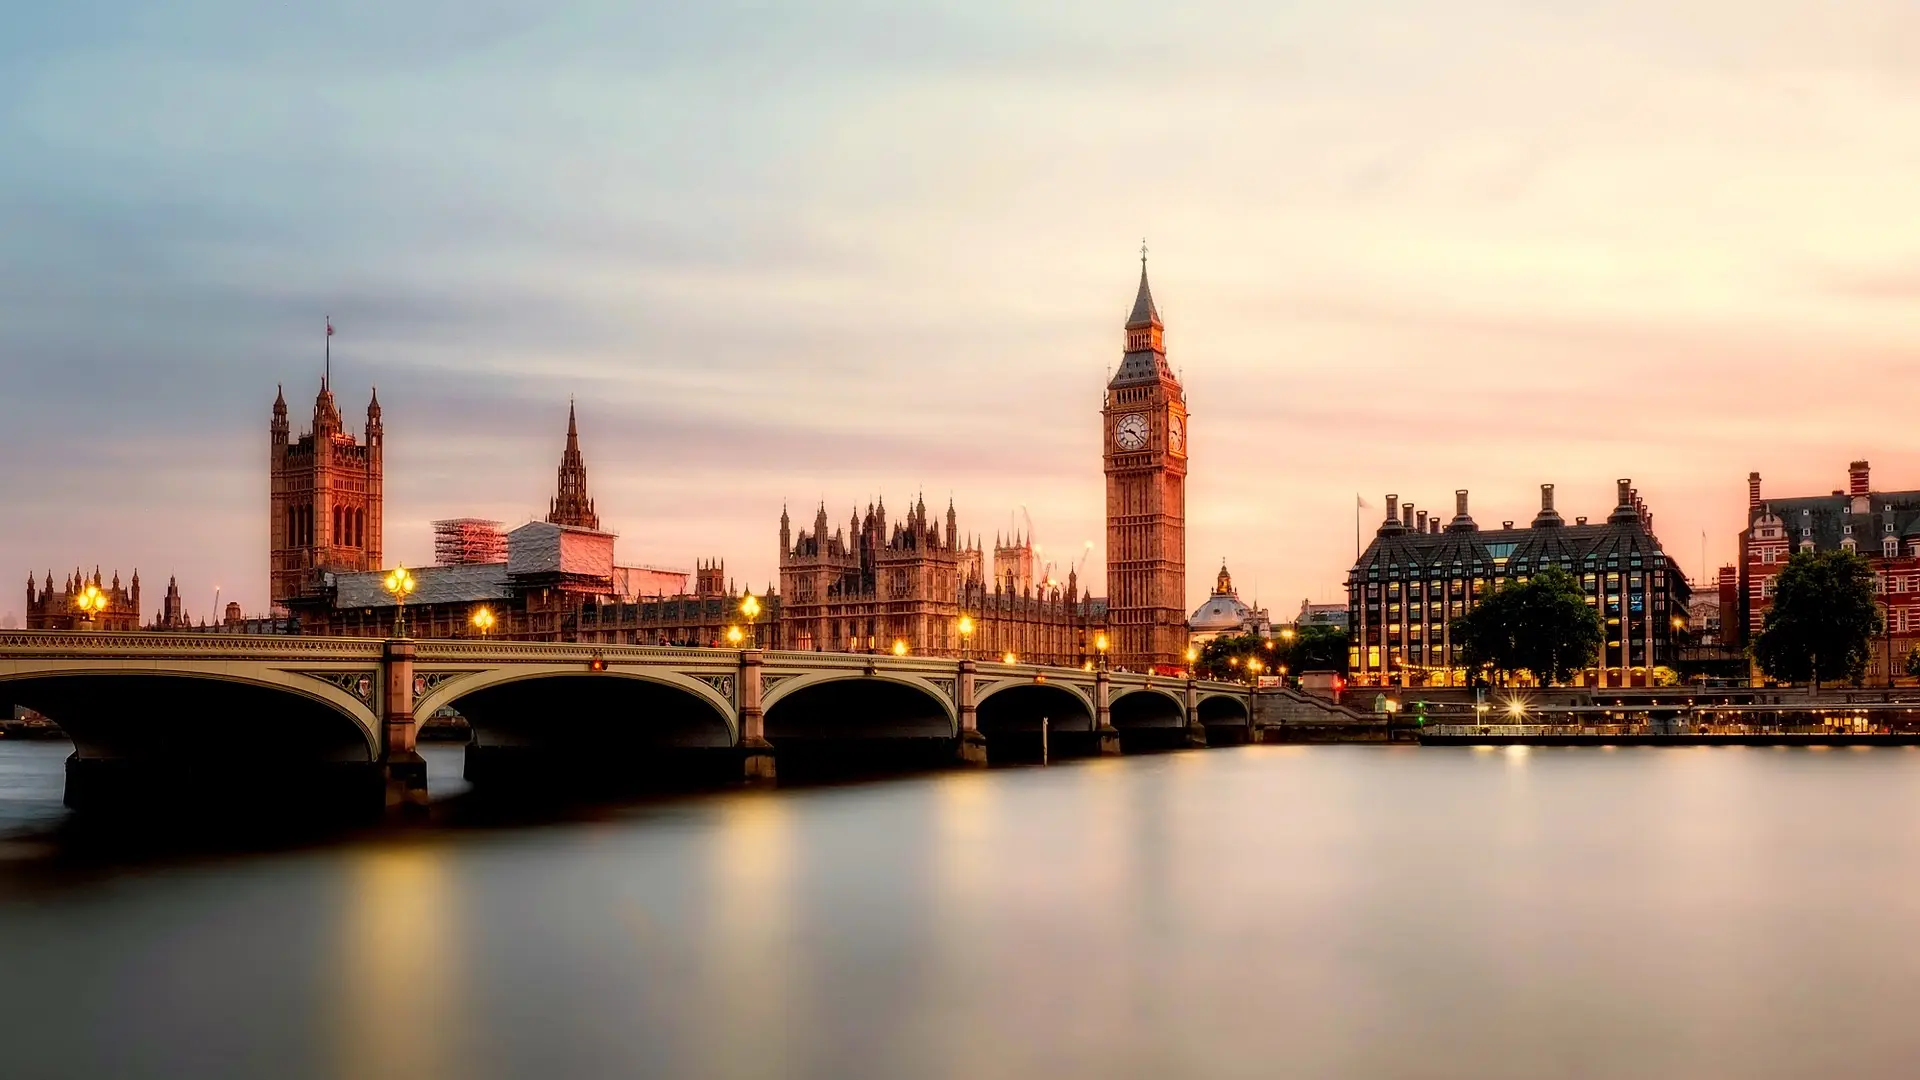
[3,1,1920,623]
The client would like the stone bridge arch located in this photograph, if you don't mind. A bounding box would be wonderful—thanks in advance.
[761,670,958,739]
[413,664,738,745]
[0,659,383,759]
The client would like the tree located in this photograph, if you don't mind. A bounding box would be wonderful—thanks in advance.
[1192,626,1349,682]
[1451,567,1602,686]
[1752,548,1881,690]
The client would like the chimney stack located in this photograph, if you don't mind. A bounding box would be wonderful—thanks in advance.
[1385,494,1398,522]
[1403,503,1415,528]
[1532,484,1564,527]
[1617,479,1632,506]
[1748,472,1762,510]
[1415,510,1427,532]
[1456,490,1469,518]
[1850,460,1871,497]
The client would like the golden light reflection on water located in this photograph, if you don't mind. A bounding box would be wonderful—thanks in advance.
[701,792,803,1077]
[334,841,463,1080]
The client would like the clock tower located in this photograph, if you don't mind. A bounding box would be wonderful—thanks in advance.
[1103,254,1188,671]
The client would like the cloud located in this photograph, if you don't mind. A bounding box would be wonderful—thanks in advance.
[5,0,1920,616]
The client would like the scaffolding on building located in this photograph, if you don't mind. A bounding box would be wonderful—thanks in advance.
[433,518,508,566]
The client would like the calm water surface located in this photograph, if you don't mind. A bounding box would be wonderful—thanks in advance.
[3,742,1920,1079]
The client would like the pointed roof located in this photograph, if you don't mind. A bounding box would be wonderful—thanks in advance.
[1126,259,1161,329]
[546,402,600,530]
[1110,258,1178,389]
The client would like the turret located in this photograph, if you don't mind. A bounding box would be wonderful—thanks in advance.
[945,498,958,550]
[272,384,289,445]
[780,504,792,556]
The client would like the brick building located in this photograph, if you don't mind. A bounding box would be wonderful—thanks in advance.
[1739,461,1920,684]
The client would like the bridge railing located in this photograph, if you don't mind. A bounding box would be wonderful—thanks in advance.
[0,630,386,660]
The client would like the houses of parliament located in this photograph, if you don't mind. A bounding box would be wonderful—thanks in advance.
[35,259,1194,672]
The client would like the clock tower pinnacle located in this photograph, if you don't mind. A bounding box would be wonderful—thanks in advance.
[1103,251,1188,672]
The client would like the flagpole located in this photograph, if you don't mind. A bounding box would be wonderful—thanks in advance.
[324,316,331,390]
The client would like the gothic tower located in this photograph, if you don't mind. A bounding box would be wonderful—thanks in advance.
[270,377,384,608]
[1102,253,1188,670]
[547,402,601,530]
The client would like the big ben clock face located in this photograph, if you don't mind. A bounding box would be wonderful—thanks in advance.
[1114,413,1150,451]
[1168,414,1185,453]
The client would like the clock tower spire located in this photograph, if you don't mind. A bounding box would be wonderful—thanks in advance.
[1103,248,1188,672]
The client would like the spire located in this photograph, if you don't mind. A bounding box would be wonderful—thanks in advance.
[1216,560,1233,596]
[546,402,600,530]
[1110,244,1176,389]
[1127,239,1161,329]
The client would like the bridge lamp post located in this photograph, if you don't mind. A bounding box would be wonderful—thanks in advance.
[1003,651,1017,666]
[471,606,495,639]
[1185,646,1198,677]
[892,639,908,657]
[957,614,974,660]
[726,625,744,647]
[1095,631,1109,672]
[383,565,417,638]
[73,583,108,630]
[740,593,762,648]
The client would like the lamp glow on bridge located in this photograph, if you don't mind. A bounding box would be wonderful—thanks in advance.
[891,639,908,657]
[72,582,108,627]
[740,592,761,647]
[726,625,744,647]
[383,565,416,637]
[957,614,974,659]
[1003,651,1017,665]
[470,606,495,638]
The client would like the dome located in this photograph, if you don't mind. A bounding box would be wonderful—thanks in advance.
[1189,594,1255,632]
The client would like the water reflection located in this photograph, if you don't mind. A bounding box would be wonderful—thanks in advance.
[2,744,1920,1077]
[333,843,464,1080]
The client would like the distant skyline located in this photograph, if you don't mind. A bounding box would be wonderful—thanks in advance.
[4,2,1920,620]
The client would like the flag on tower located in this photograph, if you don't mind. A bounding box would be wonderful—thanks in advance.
[326,318,333,337]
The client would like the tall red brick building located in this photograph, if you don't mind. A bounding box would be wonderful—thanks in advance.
[1104,255,1189,672]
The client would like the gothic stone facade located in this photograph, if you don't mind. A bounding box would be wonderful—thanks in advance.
[271,379,384,609]
[25,568,142,631]
[778,498,1101,665]
[1103,259,1189,672]
[1348,482,1691,688]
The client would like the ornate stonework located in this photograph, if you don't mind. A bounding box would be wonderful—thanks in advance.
[1103,256,1188,672]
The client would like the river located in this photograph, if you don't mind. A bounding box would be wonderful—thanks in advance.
[3,741,1920,1078]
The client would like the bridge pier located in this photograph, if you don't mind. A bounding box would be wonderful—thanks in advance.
[955,659,987,767]
[739,648,777,786]
[381,639,429,816]
[1093,671,1121,755]
[1184,678,1208,748]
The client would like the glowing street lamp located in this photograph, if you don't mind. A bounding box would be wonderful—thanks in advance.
[1003,651,1018,665]
[957,614,975,659]
[1095,631,1110,671]
[726,625,745,647]
[1281,627,1297,643]
[1507,699,1527,720]
[892,639,909,657]
[739,592,762,648]
[72,582,108,629]
[470,606,496,638]
[383,565,417,638]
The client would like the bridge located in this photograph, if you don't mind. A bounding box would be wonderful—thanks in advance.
[0,631,1258,815]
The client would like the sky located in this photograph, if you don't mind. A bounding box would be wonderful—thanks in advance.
[3,1,1920,624]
